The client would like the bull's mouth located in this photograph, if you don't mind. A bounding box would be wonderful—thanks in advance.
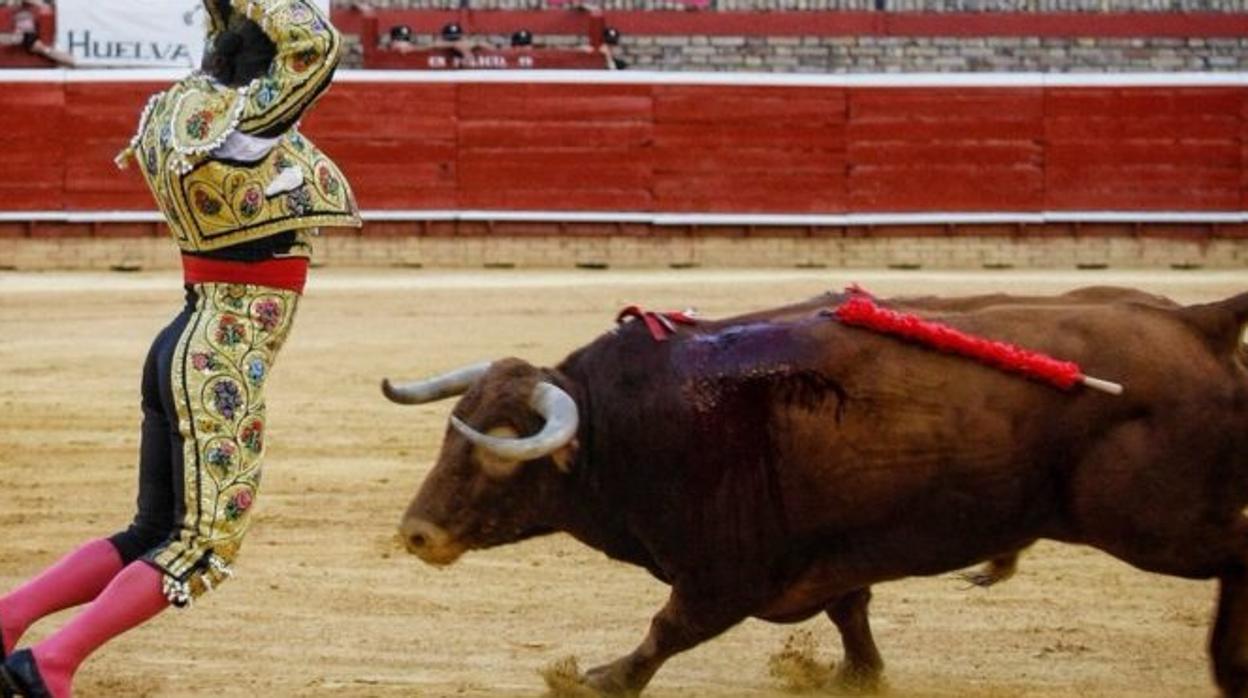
[397,520,467,567]
[408,540,467,567]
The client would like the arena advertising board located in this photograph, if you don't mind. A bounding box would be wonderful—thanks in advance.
[55,0,331,69]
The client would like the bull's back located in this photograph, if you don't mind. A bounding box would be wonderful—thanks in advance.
[571,291,1248,580]
[770,299,1246,573]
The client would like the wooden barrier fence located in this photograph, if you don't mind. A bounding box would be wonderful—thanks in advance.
[0,72,1245,242]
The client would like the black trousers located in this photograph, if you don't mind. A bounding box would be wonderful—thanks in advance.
[108,287,196,564]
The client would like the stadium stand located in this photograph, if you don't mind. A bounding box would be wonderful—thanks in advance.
[3,1,1246,72]
[1,1,1246,271]
[0,0,59,67]
[342,4,1248,71]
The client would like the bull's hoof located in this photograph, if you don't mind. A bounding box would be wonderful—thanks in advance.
[830,662,884,695]
[956,556,1018,590]
[540,656,639,698]
[956,570,1001,588]
[582,659,642,697]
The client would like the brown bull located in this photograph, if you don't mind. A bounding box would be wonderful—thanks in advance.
[383,286,1248,696]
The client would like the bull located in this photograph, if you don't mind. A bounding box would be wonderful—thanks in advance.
[382,286,1248,696]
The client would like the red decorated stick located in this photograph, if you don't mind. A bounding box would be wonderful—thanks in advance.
[833,295,1123,395]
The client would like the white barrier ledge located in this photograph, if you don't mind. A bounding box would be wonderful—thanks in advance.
[2,210,1244,226]
[0,68,1246,88]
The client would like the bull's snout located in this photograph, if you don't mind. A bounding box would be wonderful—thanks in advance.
[399,517,465,567]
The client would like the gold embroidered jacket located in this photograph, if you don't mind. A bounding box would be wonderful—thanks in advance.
[118,0,361,253]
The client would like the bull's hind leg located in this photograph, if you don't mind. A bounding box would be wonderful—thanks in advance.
[826,588,884,692]
[1212,566,1248,697]
[579,589,743,696]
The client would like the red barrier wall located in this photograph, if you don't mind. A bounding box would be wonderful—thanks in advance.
[0,83,65,210]
[0,75,1245,218]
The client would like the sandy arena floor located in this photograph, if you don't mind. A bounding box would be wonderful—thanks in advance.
[1,267,1243,698]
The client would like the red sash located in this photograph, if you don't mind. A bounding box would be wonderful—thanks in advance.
[181,255,309,294]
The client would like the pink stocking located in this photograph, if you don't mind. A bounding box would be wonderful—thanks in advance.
[31,561,169,698]
[0,539,123,656]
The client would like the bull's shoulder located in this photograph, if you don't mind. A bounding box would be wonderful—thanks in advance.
[718,293,841,325]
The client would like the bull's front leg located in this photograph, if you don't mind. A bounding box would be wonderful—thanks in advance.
[1212,565,1248,697]
[582,589,744,696]
[827,588,884,692]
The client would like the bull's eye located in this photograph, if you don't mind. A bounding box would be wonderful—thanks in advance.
[475,425,522,479]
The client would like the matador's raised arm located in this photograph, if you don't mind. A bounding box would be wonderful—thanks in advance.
[206,0,344,136]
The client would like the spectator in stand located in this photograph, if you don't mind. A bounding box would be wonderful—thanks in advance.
[387,23,417,54]
[510,29,532,48]
[598,26,626,70]
[431,22,480,57]
[0,0,74,67]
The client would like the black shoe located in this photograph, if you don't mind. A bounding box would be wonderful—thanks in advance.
[0,649,51,698]
[0,663,15,698]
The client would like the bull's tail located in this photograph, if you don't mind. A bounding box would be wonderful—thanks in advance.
[1177,291,1248,356]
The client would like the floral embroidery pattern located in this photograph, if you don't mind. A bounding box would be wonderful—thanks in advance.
[191,352,219,372]
[240,419,264,453]
[211,379,243,419]
[253,299,283,332]
[215,315,246,346]
[224,489,254,521]
[185,108,215,140]
[205,440,237,468]
[143,146,159,176]
[194,190,222,216]
[286,187,313,215]
[221,285,248,310]
[317,165,340,197]
[169,283,299,597]
[246,356,266,386]
[290,48,319,74]
[254,80,279,108]
[197,418,221,435]
[239,188,263,219]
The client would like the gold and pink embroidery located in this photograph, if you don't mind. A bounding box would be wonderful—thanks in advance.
[151,282,299,607]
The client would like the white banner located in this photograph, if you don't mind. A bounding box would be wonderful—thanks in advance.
[55,0,332,69]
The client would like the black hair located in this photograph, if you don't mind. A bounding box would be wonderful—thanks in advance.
[510,29,532,47]
[203,17,277,87]
[440,23,462,41]
[390,24,413,43]
[603,27,621,46]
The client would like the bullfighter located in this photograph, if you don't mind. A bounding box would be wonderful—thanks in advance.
[0,1,359,695]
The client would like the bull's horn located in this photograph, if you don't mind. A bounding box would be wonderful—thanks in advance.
[450,382,579,463]
[382,361,492,405]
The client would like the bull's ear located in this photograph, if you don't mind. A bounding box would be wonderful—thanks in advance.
[551,438,579,473]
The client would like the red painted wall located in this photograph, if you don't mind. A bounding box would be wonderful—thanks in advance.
[1045,88,1244,211]
[0,78,1245,216]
